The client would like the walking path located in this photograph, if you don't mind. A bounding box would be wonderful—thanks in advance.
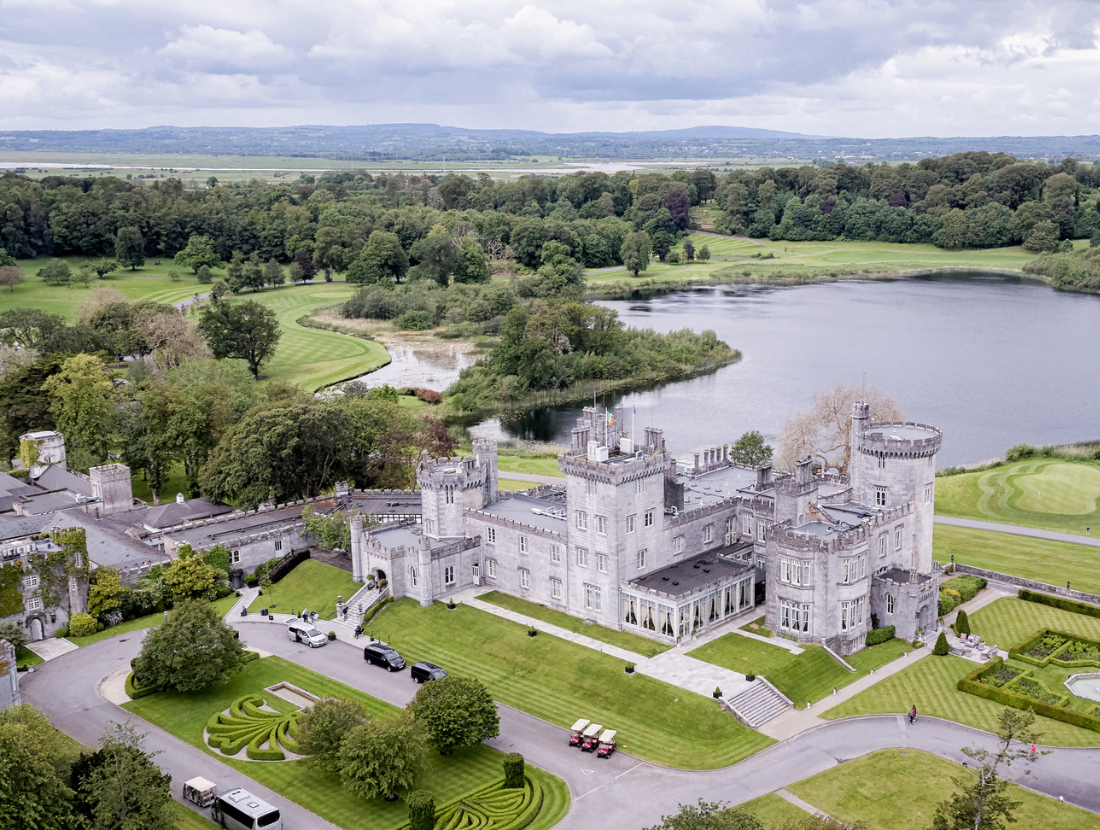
[934,515,1100,547]
[27,637,79,661]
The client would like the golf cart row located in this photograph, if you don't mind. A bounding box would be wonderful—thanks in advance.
[569,718,616,758]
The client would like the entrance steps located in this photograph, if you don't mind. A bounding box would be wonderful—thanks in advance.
[723,677,792,728]
[330,584,387,636]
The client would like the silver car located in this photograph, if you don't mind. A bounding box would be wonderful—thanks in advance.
[286,619,328,648]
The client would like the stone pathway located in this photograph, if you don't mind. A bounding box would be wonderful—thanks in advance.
[776,788,826,816]
[27,637,79,661]
[636,651,752,699]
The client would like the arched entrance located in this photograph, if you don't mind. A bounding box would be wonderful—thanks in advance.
[374,568,387,582]
[28,617,45,641]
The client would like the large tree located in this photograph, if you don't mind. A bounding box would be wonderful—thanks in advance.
[408,675,500,755]
[161,549,221,602]
[197,299,282,378]
[347,230,409,284]
[173,234,221,274]
[338,714,426,801]
[453,236,491,284]
[42,353,115,469]
[133,599,246,693]
[776,381,903,474]
[0,264,24,292]
[71,721,174,830]
[730,430,773,467]
[0,308,67,352]
[620,231,651,277]
[930,707,1042,830]
[297,697,370,772]
[0,704,79,830]
[114,226,146,271]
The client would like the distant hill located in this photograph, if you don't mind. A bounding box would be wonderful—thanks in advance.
[1,123,1098,163]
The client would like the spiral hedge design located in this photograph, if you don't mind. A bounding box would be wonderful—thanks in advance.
[206,693,302,761]
[432,776,543,830]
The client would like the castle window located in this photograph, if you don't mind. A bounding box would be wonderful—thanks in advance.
[780,600,810,633]
[597,554,608,573]
[231,550,241,564]
[520,569,530,589]
[703,525,712,544]
[802,562,811,585]
[596,515,608,535]
[878,535,887,557]
[924,484,932,503]
[726,517,736,537]
[886,593,895,615]
[877,454,886,469]
[644,509,654,528]
[637,549,647,570]
[551,577,562,599]
[409,566,418,587]
[859,555,866,579]
[519,535,528,554]
[426,519,436,535]
[586,480,597,496]
[895,527,903,550]
[486,559,497,578]
[444,565,455,585]
[445,485,455,505]
[26,596,42,611]
[875,487,887,507]
[576,510,588,530]
[23,574,38,589]
[635,480,644,494]
[673,536,684,554]
[577,547,589,567]
[758,524,765,542]
[626,514,636,533]
[585,584,602,612]
[486,527,496,544]
[840,598,865,631]
[550,545,561,562]
[744,517,754,539]
[843,559,851,584]
[274,540,282,552]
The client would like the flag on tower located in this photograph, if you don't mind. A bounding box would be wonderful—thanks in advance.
[605,410,614,426]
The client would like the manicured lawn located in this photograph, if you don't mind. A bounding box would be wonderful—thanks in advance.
[787,748,1100,830]
[936,459,1100,537]
[15,645,45,669]
[822,654,1100,746]
[226,284,390,391]
[967,596,1100,651]
[130,460,190,505]
[495,453,564,479]
[67,594,241,647]
[173,805,222,830]
[740,616,773,638]
[370,599,773,769]
[248,559,359,621]
[737,792,810,826]
[478,591,670,658]
[933,525,1100,595]
[689,634,910,708]
[123,656,568,830]
[497,478,541,492]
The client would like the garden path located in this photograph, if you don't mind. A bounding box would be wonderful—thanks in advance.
[934,515,1100,548]
[26,636,78,661]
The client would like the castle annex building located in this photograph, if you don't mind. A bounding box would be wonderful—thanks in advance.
[351,401,942,655]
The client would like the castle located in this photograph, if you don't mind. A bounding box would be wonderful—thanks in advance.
[350,401,942,655]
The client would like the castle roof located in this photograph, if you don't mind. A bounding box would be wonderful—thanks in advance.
[629,551,753,600]
[476,493,567,532]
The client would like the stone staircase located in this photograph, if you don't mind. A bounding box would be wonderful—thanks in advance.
[723,677,792,728]
[329,583,386,637]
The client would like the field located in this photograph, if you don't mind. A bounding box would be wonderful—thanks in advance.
[368,598,774,769]
[124,655,569,830]
[785,749,1100,830]
[688,635,910,708]
[478,590,670,657]
[936,459,1100,537]
[933,525,1100,595]
[584,236,1039,287]
[247,559,359,620]
[494,453,564,479]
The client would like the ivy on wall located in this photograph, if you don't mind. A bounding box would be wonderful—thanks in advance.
[24,528,93,611]
[0,562,25,617]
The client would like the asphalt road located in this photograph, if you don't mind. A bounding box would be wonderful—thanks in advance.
[21,618,1100,830]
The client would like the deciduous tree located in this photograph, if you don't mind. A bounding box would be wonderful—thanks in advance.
[87,567,128,618]
[38,259,72,286]
[173,234,221,274]
[197,300,281,378]
[338,714,426,801]
[408,675,500,754]
[297,697,370,772]
[730,430,773,467]
[348,230,409,285]
[0,705,79,830]
[0,264,24,292]
[161,553,221,602]
[133,599,246,693]
[264,258,285,288]
[71,721,173,830]
[453,236,491,284]
[620,231,651,277]
[42,353,115,469]
[114,227,146,271]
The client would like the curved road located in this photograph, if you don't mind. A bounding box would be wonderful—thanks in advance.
[21,619,1100,829]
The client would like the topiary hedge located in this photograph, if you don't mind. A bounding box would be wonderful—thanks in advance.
[939,575,987,615]
[1019,589,1100,619]
[407,790,436,830]
[68,612,98,637]
[865,625,895,646]
[958,656,1100,733]
[933,631,949,655]
[503,753,525,789]
[125,671,160,699]
[954,609,971,636]
[363,595,393,626]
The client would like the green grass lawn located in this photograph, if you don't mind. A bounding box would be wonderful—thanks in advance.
[478,591,670,658]
[495,453,564,479]
[247,559,359,621]
[736,792,811,826]
[370,599,773,769]
[124,656,568,830]
[688,635,909,708]
[221,284,391,392]
[66,594,241,647]
[172,805,222,830]
[130,461,190,505]
[787,748,1099,830]
[822,653,1100,746]
[936,458,1100,537]
[967,596,1100,651]
[15,645,44,670]
[740,616,773,638]
[933,525,1100,595]
[497,478,541,492]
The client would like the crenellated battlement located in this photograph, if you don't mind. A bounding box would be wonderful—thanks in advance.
[771,501,913,554]
[857,422,942,458]
[558,449,671,485]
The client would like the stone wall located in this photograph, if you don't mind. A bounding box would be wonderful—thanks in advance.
[953,564,1100,607]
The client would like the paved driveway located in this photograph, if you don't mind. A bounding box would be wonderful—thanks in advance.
[21,619,1100,829]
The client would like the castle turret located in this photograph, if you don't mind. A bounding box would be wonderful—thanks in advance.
[349,513,364,582]
[473,439,499,506]
[417,448,493,539]
[20,430,66,477]
[89,463,133,515]
[416,533,433,607]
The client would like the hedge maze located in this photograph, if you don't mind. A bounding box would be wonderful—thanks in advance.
[205,693,303,761]
[417,775,545,830]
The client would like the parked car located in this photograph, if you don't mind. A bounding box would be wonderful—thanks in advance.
[410,661,447,683]
[286,619,328,648]
[363,643,406,671]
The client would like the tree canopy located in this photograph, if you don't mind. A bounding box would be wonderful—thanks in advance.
[197,299,282,378]
[133,599,246,693]
[408,675,500,754]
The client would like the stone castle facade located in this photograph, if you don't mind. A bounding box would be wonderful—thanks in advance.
[349,401,942,656]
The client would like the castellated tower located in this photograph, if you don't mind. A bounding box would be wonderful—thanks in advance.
[89,463,133,515]
[416,447,494,539]
[849,400,942,571]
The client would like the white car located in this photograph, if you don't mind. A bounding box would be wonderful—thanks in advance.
[286,619,328,648]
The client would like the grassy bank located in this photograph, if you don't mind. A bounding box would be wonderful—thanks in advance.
[246,559,358,620]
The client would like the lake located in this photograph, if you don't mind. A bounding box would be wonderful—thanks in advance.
[468,273,1100,466]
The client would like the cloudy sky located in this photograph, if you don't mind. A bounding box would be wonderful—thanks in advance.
[2,0,1100,137]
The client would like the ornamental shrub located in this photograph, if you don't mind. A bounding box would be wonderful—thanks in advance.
[865,625,895,646]
[407,790,435,830]
[415,388,442,404]
[955,609,971,636]
[933,631,949,655]
[503,752,525,789]
[1019,589,1100,619]
[68,612,98,637]
[54,626,69,638]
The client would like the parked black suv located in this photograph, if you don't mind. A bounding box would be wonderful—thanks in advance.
[410,661,448,683]
[363,643,406,671]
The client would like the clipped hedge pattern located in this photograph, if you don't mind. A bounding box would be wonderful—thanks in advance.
[866,625,896,647]
[412,775,544,830]
[364,595,394,626]
[1019,590,1100,619]
[958,656,1100,734]
[206,693,303,761]
[125,671,160,699]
